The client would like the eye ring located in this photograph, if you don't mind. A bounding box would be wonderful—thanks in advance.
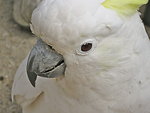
[76,39,97,56]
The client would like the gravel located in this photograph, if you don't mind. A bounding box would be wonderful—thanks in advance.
[0,0,36,113]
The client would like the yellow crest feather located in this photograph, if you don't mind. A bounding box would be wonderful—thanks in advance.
[102,0,148,15]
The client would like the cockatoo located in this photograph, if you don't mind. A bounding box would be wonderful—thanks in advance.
[12,0,150,113]
[13,0,42,27]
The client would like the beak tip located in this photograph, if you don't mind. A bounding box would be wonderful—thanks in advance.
[27,72,37,87]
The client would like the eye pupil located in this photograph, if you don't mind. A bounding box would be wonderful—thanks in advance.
[81,43,92,52]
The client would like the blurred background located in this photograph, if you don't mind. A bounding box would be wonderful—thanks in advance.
[0,0,150,113]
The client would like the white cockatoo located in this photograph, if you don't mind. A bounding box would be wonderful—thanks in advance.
[12,0,150,113]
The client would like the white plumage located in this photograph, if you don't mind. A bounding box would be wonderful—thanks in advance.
[12,0,150,113]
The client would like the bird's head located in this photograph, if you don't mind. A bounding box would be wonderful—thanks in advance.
[27,0,148,87]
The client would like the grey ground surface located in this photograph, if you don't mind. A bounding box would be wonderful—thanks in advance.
[0,0,150,113]
[0,0,36,113]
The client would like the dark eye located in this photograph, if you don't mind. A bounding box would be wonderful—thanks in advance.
[81,43,92,52]
[76,39,97,56]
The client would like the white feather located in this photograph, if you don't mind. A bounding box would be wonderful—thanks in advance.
[12,0,150,113]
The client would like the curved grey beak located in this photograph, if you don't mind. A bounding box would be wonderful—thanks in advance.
[27,39,66,87]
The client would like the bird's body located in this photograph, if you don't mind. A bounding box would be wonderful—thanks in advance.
[12,0,150,113]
